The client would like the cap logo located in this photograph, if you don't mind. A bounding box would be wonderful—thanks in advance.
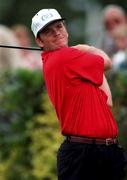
[41,13,53,21]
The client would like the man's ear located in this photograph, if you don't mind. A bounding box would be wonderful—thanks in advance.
[35,37,44,48]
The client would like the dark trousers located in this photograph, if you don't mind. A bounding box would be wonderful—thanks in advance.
[57,139,127,180]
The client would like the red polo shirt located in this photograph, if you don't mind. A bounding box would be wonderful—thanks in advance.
[42,47,118,138]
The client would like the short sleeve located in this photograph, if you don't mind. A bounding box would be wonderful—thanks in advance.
[64,48,104,86]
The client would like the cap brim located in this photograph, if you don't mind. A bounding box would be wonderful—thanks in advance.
[37,18,65,37]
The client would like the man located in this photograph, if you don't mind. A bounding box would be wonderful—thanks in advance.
[31,9,126,180]
[0,25,22,71]
[97,4,127,57]
[11,24,42,70]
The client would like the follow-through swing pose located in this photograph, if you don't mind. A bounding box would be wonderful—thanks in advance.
[31,8,127,180]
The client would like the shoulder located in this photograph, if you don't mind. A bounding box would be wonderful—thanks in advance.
[43,47,84,59]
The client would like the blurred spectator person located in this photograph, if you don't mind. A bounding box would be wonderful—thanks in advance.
[112,24,127,71]
[97,4,127,57]
[12,24,42,70]
[0,25,21,72]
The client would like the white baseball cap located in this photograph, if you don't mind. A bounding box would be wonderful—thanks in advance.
[31,9,64,37]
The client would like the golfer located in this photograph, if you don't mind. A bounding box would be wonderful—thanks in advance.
[31,9,127,180]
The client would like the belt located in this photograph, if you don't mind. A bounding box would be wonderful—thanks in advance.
[66,136,118,146]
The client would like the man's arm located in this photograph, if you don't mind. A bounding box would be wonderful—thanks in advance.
[99,75,113,107]
[72,44,113,107]
[72,44,112,71]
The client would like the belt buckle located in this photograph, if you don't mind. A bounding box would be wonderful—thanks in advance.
[106,138,113,146]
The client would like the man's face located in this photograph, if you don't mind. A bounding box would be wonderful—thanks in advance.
[104,10,126,32]
[36,21,68,51]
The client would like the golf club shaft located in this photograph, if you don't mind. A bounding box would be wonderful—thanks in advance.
[0,45,42,51]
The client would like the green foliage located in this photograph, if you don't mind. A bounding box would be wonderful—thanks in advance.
[0,69,62,180]
[0,69,127,179]
[0,69,43,179]
[108,72,127,149]
[29,95,63,180]
[0,69,44,148]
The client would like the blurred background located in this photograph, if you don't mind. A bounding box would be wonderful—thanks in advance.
[0,0,127,179]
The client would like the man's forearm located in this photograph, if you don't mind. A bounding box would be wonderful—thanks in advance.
[99,75,113,107]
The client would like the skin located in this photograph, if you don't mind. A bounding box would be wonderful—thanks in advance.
[35,21,68,51]
[35,20,113,107]
[72,44,112,71]
[111,25,127,50]
[103,8,127,32]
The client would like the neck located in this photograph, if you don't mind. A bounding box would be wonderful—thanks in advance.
[44,44,68,52]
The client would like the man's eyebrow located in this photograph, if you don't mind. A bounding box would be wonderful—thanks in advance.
[42,21,63,33]
[42,26,50,33]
